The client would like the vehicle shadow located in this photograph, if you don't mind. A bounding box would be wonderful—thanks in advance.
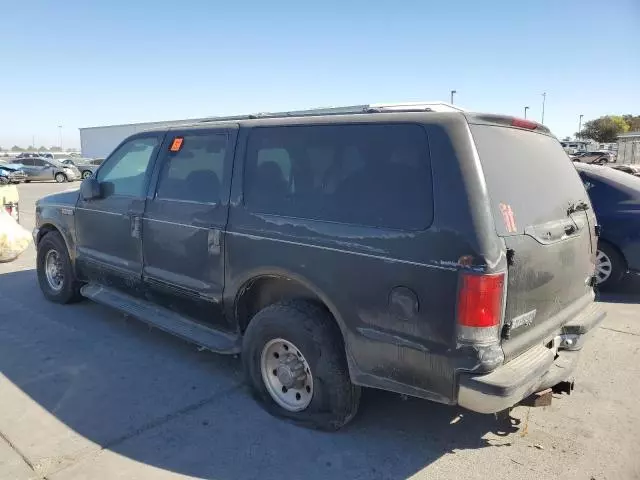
[597,274,640,304]
[0,269,522,480]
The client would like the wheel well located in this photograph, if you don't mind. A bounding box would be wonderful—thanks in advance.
[235,276,337,334]
[598,238,628,269]
[37,224,61,245]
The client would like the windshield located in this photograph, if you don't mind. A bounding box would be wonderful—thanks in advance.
[471,125,589,235]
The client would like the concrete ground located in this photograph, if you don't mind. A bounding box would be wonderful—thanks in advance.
[1,182,639,480]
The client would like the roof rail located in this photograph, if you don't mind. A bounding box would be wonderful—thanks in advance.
[198,101,465,124]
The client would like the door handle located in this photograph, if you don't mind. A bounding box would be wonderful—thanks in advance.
[129,214,141,239]
[208,228,221,255]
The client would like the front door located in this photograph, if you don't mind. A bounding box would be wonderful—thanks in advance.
[75,132,164,292]
[141,127,236,331]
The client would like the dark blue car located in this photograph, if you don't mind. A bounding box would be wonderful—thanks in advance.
[575,163,640,288]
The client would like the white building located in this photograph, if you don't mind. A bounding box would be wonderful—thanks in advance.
[79,102,465,159]
[80,118,208,159]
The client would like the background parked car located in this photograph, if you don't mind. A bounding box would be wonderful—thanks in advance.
[610,164,640,177]
[61,157,103,179]
[0,164,26,184]
[16,152,55,160]
[571,151,612,165]
[575,163,640,288]
[19,157,80,183]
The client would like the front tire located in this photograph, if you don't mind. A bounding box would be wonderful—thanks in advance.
[37,232,83,303]
[595,242,626,289]
[242,301,361,430]
[55,173,67,183]
[82,170,93,179]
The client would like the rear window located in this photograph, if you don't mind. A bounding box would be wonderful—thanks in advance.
[470,125,588,235]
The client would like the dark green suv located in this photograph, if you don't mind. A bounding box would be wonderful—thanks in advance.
[34,104,605,430]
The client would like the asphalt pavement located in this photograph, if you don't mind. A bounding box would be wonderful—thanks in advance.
[1,182,639,480]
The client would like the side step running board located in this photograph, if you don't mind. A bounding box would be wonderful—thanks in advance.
[81,284,241,354]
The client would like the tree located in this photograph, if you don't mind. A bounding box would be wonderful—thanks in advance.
[623,114,640,132]
[49,146,62,152]
[562,136,571,142]
[11,145,23,152]
[38,146,49,151]
[26,145,36,151]
[576,115,630,143]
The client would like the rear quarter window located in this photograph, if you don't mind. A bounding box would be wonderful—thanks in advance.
[243,123,433,230]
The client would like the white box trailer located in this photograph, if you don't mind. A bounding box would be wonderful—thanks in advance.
[617,132,640,165]
[79,102,463,159]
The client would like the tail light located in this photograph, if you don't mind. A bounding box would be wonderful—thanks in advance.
[511,118,538,130]
[457,272,505,344]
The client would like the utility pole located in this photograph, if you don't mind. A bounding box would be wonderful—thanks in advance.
[58,125,63,151]
[524,106,530,119]
[578,114,584,138]
[450,90,457,105]
[541,92,546,124]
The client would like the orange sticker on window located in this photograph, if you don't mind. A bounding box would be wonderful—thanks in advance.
[169,137,183,152]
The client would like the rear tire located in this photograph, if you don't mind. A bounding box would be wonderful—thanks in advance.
[37,232,83,303]
[596,242,626,289]
[242,301,361,430]
[82,170,93,179]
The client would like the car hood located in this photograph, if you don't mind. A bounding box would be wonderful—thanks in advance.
[3,163,24,170]
[37,188,79,208]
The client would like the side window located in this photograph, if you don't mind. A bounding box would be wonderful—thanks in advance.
[20,159,33,166]
[32,158,45,166]
[97,136,160,197]
[155,133,226,204]
[244,124,433,230]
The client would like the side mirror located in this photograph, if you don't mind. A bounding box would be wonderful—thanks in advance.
[80,177,101,201]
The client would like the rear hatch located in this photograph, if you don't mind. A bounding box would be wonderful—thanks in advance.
[469,118,596,360]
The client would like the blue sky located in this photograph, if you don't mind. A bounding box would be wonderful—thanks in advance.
[1,0,638,149]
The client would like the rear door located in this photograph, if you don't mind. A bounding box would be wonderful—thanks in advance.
[20,158,41,179]
[469,123,596,360]
[141,127,236,331]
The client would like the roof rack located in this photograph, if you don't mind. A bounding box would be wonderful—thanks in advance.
[198,102,465,123]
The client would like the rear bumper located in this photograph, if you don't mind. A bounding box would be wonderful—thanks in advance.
[457,302,605,413]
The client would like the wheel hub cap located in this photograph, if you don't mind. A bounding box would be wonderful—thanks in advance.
[595,250,612,284]
[44,250,64,291]
[260,338,314,412]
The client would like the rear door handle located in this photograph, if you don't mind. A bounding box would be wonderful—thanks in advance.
[128,214,141,239]
[208,228,221,254]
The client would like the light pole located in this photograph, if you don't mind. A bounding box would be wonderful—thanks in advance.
[524,106,530,119]
[58,125,63,151]
[541,92,546,124]
[450,90,457,105]
[578,114,584,138]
